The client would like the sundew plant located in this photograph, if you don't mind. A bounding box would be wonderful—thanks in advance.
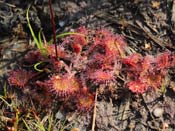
[7,1,175,113]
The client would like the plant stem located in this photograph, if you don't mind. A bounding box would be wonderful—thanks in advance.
[49,0,58,58]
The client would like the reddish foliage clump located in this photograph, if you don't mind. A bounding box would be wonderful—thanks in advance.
[155,51,173,69]
[92,28,126,58]
[122,53,142,69]
[8,26,175,112]
[88,69,115,85]
[24,50,43,64]
[123,51,175,93]
[8,69,35,88]
[76,92,94,112]
[46,74,80,98]
[127,80,147,94]
[45,44,67,59]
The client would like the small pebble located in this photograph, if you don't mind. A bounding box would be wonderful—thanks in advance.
[59,21,65,27]
[55,111,65,120]
[153,108,164,117]
[71,127,80,131]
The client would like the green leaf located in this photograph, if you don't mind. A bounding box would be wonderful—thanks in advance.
[47,114,53,131]
[0,95,12,107]
[26,6,40,49]
[23,119,32,131]
[49,32,85,44]
[33,121,46,131]
[34,61,44,72]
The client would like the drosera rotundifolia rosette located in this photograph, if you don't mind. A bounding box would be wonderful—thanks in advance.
[7,0,175,112]
[8,26,175,112]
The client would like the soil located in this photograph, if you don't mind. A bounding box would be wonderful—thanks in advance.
[0,0,175,131]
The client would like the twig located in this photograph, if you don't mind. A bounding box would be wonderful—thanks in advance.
[0,1,16,7]
[91,89,98,131]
